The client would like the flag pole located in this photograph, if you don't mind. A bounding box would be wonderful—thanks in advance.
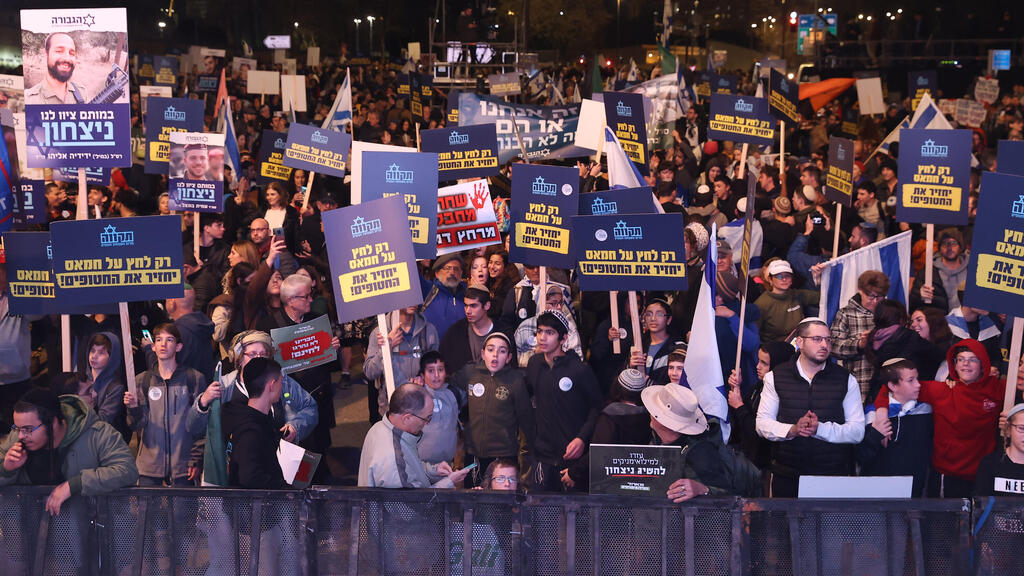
[732,148,753,379]
[831,203,843,258]
[779,120,787,198]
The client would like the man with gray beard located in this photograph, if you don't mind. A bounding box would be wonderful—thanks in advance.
[420,253,467,339]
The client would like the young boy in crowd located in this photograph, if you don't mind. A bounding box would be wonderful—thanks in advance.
[415,351,462,467]
[453,333,535,487]
[124,323,208,486]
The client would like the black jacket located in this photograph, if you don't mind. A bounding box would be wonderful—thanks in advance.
[222,400,289,489]
[526,352,604,465]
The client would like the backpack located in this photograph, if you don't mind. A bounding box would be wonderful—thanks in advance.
[680,437,763,498]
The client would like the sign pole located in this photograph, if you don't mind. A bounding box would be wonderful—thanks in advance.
[119,302,138,404]
[831,203,843,258]
[733,295,749,379]
[537,266,547,320]
[193,212,201,263]
[610,291,621,354]
[64,167,90,372]
[779,120,787,198]
[923,223,934,304]
[628,291,642,373]
[737,142,749,181]
[301,171,317,213]
[378,312,396,400]
[1004,318,1023,413]
[75,167,88,220]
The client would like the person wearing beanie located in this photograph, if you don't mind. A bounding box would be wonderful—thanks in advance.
[527,310,603,492]
[451,331,535,487]
[761,195,797,261]
[0,388,137,514]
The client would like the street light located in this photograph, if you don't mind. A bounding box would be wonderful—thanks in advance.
[354,18,362,54]
[367,16,376,55]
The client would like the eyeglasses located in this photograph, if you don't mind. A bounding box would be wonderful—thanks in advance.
[11,423,42,436]
[407,412,432,424]
[491,475,518,485]
[863,292,886,302]
[801,335,830,344]
[243,349,269,359]
[291,292,314,301]
[1010,424,1024,434]
[955,356,980,365]
[644,311,668,319]
[940,239,960,247]
[439,264,461,274]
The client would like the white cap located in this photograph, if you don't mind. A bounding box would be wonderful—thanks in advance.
[767,260,793,276]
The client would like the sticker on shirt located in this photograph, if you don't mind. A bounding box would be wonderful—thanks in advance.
[472,383,486,397]
[786,305,801,312]
[519,308,528,319]
[618,328,628,340]
[558,377,573,391]
[993,477,1024,495]
[433,397,443,413]
[148,387,163,402]
[412,345,422,359]
[495,385,510,400]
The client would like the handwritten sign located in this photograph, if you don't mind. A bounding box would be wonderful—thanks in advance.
[271,314,337,374]
[896,129,971,225]
[510,164,578,268]
[963,172,1024,315]
[708,94,774,147]
[420,124,499,180]
[436,180,501,256]
[572,213,687,291]
[144,97,204,174]
[282,122,351,178]
[975,77,1000,106]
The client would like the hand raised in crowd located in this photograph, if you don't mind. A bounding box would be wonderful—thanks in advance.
[810,262,826,284]
[200,381,222,408]
[266,236,287,267]
[629,348,647,371]
[563,437,585,461]
[3,441,28,472]
[607,326,622,342]
[296,240,314,260]
[920,283,935,302]
[45,481,72,516]
[588,162,602,178]
[666,478,709,502]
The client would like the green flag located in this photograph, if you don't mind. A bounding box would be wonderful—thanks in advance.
[659,45,676,76]
[591,56,603,94]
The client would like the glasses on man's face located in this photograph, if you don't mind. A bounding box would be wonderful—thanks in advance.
[291,292,314,301]
[440,264,461,274]
[407,411,432,424]
[941,239,960,247]
[802,335,830,345]
[863,292,885,302]
[955,356,980,365]
[491,475,518,486]
[11,423,42,436]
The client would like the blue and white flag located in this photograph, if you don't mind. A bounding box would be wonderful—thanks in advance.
[819,231,911,325]
[872,93,977,166]
[661,0,673,48]
[218,100,241,187]
[626,59,640,84]
[603,126,645,189]
[323,68,353,130]
[686,223,730,442]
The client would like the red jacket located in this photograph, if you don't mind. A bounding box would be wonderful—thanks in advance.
[874,339,1004,480]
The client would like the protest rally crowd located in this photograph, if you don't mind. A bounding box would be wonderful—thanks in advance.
[3,15,1024,528]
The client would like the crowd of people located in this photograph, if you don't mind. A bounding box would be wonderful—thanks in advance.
[2,52,1024,515]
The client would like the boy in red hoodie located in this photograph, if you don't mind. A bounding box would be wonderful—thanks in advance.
[875,339,1004,497]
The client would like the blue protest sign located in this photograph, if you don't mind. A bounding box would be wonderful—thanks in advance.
[168,132,225,212]
[0,110,17,233]
[144,97,205,174]
[21,9,132,168]
[12,180,48,228]
[361,151,440,260]
[579,187,659,216]
[896,129,971,225]
[153,56,178,87]
[604,92,649,176]
[962,172,1024,315]
[509,164,579,268]
[768,69,800,124]
[2,232,56,314]
[996,141,1024,177]
[397,74,411,99]
[708,94,775,147]
[572,213,687,292]
[49,215,185,305]
[420,124,499,180]
[196,74,219,93]
[322,195,423,324]
[714,74,737,94]
[255,129,293,185]
[908,71,936,110]
[282,123,351,178]
[411,74,433,120]
[457,93,590,163]
[54,166,110,186]
[825,137,855,206]
[446,90,460,126]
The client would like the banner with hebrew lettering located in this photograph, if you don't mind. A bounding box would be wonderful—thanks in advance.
[896,129,971,225]
[963,172,1024,315]
[419,124,499,180]
[604,92,649,176]
[168,132,225,212]
[509,164,579,268]
[578,187,659,216]
[144,97,204,174]
[436,180,501,256]
[255,129,293,185]
[282,122,350,178]
[361,151,439,260]
[572,213,687,291]
[708,94,774,147]
[457,93,591,163]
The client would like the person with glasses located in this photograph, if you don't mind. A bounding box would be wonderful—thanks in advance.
[933,228,970,312]
[0,388,137,515]
[628,298,684,386]
[873,340,1005,498]
[420,253,468,340]
[974,402,1024,497]
[756,318,865,497]
[753,259,820,344]
[830,270,891,399]
[482,458,519,491]
[358,383,471,488]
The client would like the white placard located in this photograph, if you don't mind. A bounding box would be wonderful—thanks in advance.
[281,74,306,111]
[856,78,885,115]
[282,59,297,76]
[306,47,320,68]
[574,99,607,152]
[798,475,913,498]
[246,70,280,95]
[974,77,1000,106]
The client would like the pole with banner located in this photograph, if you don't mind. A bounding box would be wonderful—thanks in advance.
[779,120,787,198]
[732,174,756,378]
[824,136,855,260]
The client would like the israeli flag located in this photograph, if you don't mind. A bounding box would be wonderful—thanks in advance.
[686,223,731,442]
[872,93,977,166]
[218,99,241,186]
[323,68,353,130]
[626,59,639,84]
[603,126,645,189]
[819,231,912,325]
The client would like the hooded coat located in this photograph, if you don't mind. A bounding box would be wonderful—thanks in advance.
[65,331,129,440]
[874,338,1004,480]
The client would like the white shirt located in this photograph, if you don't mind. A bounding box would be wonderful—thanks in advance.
[264,207,286,230]
[755,358,865,444]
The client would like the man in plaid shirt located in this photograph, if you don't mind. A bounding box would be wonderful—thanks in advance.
[830,271,890,400]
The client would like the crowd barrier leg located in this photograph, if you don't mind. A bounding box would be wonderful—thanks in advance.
[32,512,48,576]
[249,497,263,575]
[347,502,360,576]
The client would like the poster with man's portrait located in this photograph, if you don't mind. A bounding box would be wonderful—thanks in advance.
[168,131,225,212]
[20,8,131,168]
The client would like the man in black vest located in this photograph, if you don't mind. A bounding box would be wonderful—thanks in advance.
[755,318,865,497]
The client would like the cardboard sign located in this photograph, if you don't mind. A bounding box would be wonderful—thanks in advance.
[997,140,1024,177]
[604,92,649,176]
[856,78,885,115]
[49,215,184,305]
[11,180,47,228]
[457,93,590,163]
[322,195,423,325]
[0,110,20,232]
[578,187,659,216]
[246,70,280,95]
[824,136,855,206]
[144,97,204,174]
[509,164,579,268]
[361,151,440,260]
[282,123,351,178]
[420,124,499,180]
[436,180,501,256]
[907,71,937,110]
[840,106,859,139]
[271,314,337,374]
[306,47,320,68]
[21,8,131,168]
[488,72,521,96]
[54,165,109,186]
[708,94,775,147]
[349,142,417,205]
[255,129,293,185]
[975,77,1000,106]
[955,99,986,128]
[589,444,684,496]
[281,75,307,112]
[768,69,800,124]
[168,132,225,212]
[410,74,433,120]
[896,129,971,225]
[572,213,687,291]
[962,171,1024,315]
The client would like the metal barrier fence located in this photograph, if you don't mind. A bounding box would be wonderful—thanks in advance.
[0,486,1013,575]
